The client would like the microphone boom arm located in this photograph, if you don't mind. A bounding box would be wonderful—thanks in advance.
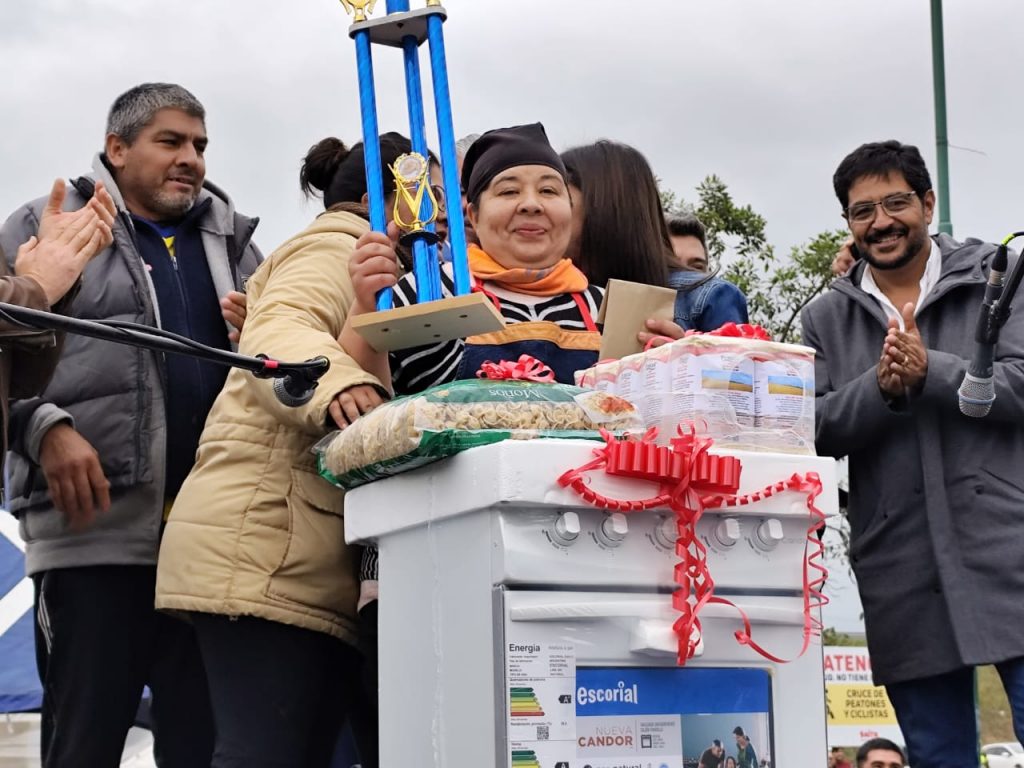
[0,301,329,402]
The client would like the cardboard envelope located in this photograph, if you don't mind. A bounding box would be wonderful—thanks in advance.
[596,278,678,359]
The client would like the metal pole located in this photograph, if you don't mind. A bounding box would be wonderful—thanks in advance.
[931,0,953,236]
[387,1,442,302]
[426,12,472,297]
[352,28,392,311]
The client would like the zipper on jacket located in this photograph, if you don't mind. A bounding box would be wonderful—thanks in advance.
[121,210,158,489]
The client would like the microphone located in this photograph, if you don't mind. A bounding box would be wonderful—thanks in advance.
[0,300,335,409]
[260,356,330,408]
[958,245,1009,417]
[273,375,319,407]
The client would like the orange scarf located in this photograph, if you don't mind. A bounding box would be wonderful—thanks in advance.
[468,244,589,296]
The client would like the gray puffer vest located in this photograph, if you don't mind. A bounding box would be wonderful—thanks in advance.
[0,154,262,575]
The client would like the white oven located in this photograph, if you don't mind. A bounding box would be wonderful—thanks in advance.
[345,439,837,767]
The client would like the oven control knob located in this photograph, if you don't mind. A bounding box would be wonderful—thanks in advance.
[753,518,785,551]
[598,512,628,547]
[713,517,741,548]
[550,511,581,546]
[653,515,677,550]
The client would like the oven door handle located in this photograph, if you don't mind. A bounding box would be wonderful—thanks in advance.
[509,599,667,621]
[508,600,804,626]
[630,619,705,658]
[509,598,805,658]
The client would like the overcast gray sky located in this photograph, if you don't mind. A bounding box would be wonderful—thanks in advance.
[2,0,1023,259]
[8,0,1006,632]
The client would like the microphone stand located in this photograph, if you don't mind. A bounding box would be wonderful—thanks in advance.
[988,232,1024,336]
[959,232,1024,417]
[0,301,330,406]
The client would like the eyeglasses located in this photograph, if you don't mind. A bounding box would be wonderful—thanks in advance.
[429,184,447,213]
[844,191,918,224]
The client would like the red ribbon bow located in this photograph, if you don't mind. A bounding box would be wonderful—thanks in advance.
[558,424,827,666]
[558,425,741,663]
[476,354,555,383]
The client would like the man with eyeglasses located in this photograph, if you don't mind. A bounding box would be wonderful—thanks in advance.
[801,140,1024,768]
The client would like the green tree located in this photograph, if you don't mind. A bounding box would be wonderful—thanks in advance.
[821,627,865,647]
[664,174,845,344]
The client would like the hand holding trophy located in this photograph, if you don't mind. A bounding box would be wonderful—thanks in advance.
[340,0,504,351]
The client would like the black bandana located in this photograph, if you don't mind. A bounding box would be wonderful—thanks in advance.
[461,122,566,203]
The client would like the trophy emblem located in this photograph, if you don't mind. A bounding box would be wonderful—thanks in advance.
[339,1,505,351]
[391,152,440,246]
[338,0,377,23]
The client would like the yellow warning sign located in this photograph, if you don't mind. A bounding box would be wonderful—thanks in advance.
[826,683,898,726]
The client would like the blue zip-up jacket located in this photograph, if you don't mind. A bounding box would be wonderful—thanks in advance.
[133,201,231,497]
[668,269,749,332]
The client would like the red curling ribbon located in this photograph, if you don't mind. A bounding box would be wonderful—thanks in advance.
[558,424,741,664]
[684,322,773,341]
[476,354,555,383]
[703,472,828,664]
[641,323,772,353]
[557,426,828,666]
[643,336,677,352]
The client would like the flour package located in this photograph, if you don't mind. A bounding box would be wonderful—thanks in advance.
[575,336,815,455]
[316,379,642,489]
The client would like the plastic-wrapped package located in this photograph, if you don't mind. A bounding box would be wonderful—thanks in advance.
[752,343,817,453]
[316,379,641,489]
[575,336,815,454]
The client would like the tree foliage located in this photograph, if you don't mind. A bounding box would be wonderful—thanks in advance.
[821,627,865,647]
[663,174,846,344]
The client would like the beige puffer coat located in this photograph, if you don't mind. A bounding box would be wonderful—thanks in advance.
[155,210,381,642]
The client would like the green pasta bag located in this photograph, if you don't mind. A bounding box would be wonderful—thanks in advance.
[315,379,641,490]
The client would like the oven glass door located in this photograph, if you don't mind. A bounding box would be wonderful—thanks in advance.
[504,590,778,768]
[575,666,771,768]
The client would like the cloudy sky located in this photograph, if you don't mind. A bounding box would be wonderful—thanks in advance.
[4,1,1017,632]
[4,0,1018,631]
[2,0,1023,260]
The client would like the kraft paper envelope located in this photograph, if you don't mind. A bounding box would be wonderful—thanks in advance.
[597,278,678,360]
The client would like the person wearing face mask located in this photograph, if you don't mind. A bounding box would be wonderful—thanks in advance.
[557,139,745,338]
[665,213,748,332]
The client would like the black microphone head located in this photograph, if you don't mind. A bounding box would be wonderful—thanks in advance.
[993,243,1009,274]
[273,376,317,407]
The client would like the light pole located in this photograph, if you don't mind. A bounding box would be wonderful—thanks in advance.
[931,0,953,235]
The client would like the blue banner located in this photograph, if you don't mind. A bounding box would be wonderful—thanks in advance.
[575,667,770,717]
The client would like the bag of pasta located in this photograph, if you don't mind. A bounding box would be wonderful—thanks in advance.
[316,379,641,489]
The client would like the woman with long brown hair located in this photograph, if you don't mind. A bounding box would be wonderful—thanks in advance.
[560,139,672,289]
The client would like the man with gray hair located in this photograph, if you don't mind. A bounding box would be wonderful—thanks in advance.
[0,82,262,767]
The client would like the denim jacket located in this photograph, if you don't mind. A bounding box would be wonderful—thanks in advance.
[668,269,749,332]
